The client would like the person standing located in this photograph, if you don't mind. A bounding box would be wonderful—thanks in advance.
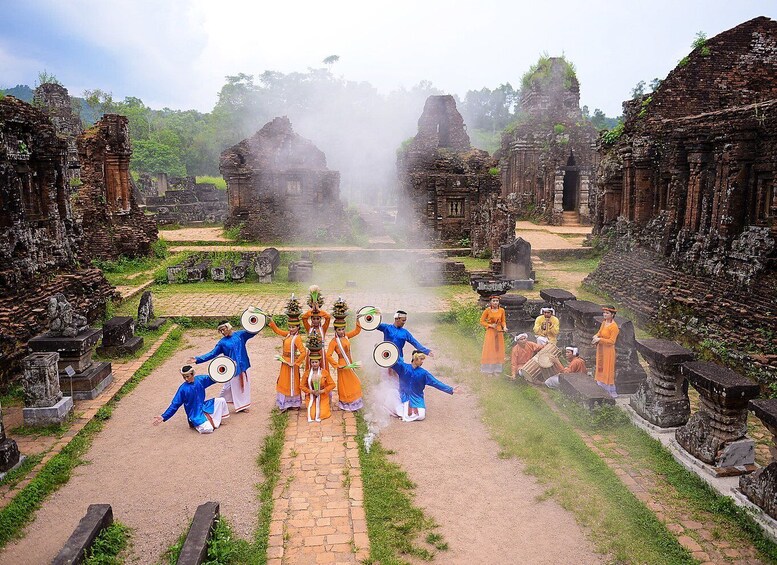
[479,296,507,374]
[301,332,336,422]
[188,320,256,412]
[152,365,230,433]
[593,306,620,397]
[326,298,364,411]
[533,307,560,344]
[268,295,308,411]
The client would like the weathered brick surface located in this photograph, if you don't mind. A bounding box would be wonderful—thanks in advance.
[138,173,228,225]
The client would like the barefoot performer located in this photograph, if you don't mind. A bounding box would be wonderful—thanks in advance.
[152,365,230,433]
[480,295,508,375]
[301,332,336,422]
[326,298,364,411]
[268,295,308,411]
[189,320,256,412]
[391,351,458,422]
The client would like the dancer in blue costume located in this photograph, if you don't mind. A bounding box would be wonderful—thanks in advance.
[188,320,256,412]
[152,365,230,433]
[376,310,433,362]
[391,351,458,422]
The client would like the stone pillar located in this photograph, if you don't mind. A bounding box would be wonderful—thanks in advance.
[22,352,74,426]
[565,300,602,368]
[594,315,647,394]
[676,361,759,472]
[740,399,777,519]
[578,173,590,221]
[539,289,576,349]
[630,339,694,428]
[0,401,21,473]
[553,171,564,220]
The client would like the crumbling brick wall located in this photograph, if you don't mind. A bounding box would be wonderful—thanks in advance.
[0,96,113,387]
[75,114,158,260]
[139,173,228,225]
[220,116,347,241]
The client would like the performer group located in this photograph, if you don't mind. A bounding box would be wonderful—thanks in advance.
[153,285,458,432]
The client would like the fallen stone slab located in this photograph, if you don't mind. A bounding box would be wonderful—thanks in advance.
[52,503,113,565]
[558,373,615,410]
[178,501,220,565]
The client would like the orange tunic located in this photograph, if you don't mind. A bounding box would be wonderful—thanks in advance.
[595,321,619,386]
[480,307,507,367]
[326,325,363,405]
[511,341,543,375]
[268,320,307,397]
[302,310,331,372]
[553,356,588,374]
[300,368,336,421]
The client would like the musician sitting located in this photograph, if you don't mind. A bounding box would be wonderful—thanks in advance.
[534,307,560,345]
[510,333,544,380]
[152,365,230,433]
[545,347,588,389]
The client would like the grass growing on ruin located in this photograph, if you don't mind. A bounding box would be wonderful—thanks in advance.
[195,175,227,190]
[356,412,447,564]
[0,327,181,550]
[84,521,132,564]
[434,318,693,564]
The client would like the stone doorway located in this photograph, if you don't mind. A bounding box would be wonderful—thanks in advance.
[563,154,578,211]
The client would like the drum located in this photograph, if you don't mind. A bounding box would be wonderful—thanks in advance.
[208,356,237,383]
[536,343,561,368]
[241,307,267,333]
[357,306,381,331]
[520,343,561,384]
[373,341,399,368]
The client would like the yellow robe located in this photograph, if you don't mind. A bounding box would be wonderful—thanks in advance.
[268,320,307,397]
[300,368,336,421]
[480,307,507,369]
[595,321,619,386]
[326,325,363,405]
[533,315,560,344]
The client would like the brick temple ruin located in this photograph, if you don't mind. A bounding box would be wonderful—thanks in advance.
[397,95,513,255]
[137,173,228,225]
[586,17,777,385]
[0,95,114,386]
[220,116,347,241]
[498,57,599,226]
[33,83,158,261]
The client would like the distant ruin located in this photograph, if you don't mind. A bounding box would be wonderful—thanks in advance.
[137,173,228,225]
[397,95,513,255]
[0,96,113,386]
[586,17,777,386]
[220,117,347,241]
[498,57,599,226]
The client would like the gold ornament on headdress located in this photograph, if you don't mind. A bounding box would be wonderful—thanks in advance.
[332,297,348,328]
[306,330,324,359]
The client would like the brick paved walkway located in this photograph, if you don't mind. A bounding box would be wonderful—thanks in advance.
[0,325,176,506]
[268,408,368,564]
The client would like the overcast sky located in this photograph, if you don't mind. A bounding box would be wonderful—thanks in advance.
[1,0,774,117]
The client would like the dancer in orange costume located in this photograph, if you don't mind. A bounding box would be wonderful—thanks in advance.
[301,332,336,422]
[480,296,508,374]
[326,298,364,411]
[268,295,307,411]
[593,306,620,397]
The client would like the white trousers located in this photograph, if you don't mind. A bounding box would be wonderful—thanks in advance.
[221,371,251,412]
[195,397,229,434]
[395,400,426,422]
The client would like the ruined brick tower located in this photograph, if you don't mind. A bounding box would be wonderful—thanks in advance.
[498,57,599,225]
[398,95,509,253]
[220,116,346,241]
[587,17,777,387]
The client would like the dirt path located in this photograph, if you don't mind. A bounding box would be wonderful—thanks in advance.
[0,330,280,564]
[354,325,602,565]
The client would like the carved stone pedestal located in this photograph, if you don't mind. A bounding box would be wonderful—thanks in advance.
[565,300,601,366]
[740,400,777,520]
[97,316,143,357]
[630,339,694,428]
[676,361,759,473]
[28,328,113,400]
[22,352,74,426]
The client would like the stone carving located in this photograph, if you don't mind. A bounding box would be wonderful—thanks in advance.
[97,317,144,356]
[675,361,759,472]
[740,399,777,519]
[0,401,21,473]
[631,339,694,428]
[22,352,74,426]
[47,294,88,338]
[500,238,534,285]
[137,291,155,327]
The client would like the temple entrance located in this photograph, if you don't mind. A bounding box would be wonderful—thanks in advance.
[562,153,578,211]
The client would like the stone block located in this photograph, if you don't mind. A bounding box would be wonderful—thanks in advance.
[630,381,690,428]
[636,339,695,374]
[52,504,113,565]
[22,351,62,407]
[59,362,113,400]
[558,373,615,410]
[28,327,103,358]
[137,290,155,327]
[178,501,220,565]
[681,361,759,410]
[500,238,532,280]
[97,336,144,357]
[740,463,777,521]
[23,396,74,427]
[100,317,135,347]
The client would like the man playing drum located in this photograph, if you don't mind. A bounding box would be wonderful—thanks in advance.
[545,346,588,389]
[152,365,230,433]
[510,333,544,380]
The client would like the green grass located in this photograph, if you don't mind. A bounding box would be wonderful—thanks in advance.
[434,317,692,564]
[84,521,132,564]
[10,419,72,438]
[195,175,227,190]
[356,412,447,564]
[0,384,24,408]
[94,246,185,287]
[0,327,182,550]
[452,256,491,272]
[0,454,43,489]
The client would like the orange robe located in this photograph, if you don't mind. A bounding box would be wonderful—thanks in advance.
[302,309,331,371]
[326,325,363,407]
[511,341,543,375]
[480,307,507,371]
[595,321,619,385]
[300,368,336,421]
[268,320,307,397]
[553,356,588,374]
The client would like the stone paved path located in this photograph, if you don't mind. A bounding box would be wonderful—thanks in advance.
[0,325,176,506]
[268,408,368,564]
